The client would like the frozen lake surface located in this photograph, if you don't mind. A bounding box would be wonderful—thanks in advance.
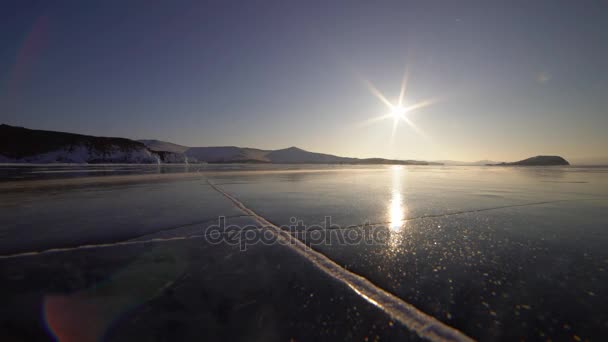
[1,165,607,341]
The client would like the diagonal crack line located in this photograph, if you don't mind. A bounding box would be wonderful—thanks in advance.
[0,227,275,260]
[0,215,252,260]
[0,235,210,260]
[206,180,474,342]
[126,214,251,241]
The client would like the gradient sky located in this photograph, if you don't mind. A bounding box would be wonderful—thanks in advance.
[1,0,607,163]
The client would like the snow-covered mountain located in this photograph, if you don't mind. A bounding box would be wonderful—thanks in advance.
[0,124,159,164]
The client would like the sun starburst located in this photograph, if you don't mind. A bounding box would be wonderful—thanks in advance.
[359,67,435,142]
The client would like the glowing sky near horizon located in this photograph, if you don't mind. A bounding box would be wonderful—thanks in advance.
[1,1,607,163]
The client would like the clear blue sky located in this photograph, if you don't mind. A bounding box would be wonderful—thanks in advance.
[1,0,607,163]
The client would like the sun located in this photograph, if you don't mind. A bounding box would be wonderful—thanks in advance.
[390,106,407,120]
[358,66,436,142]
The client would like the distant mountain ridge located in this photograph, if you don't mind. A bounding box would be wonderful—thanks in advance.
[139,141,438,165]
[0,124,437,165]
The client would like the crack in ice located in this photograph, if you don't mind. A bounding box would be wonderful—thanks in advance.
[0,214,251,259]
[207,180,474,342]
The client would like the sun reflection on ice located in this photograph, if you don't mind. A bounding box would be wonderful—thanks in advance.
[389,190,404,231]
[386,166,407,253]
[388,166,406,231]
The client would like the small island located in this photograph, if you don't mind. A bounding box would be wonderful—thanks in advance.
[487,155,570,166]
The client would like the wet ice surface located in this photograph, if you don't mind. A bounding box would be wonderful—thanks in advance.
[305,202,608,340]
[211,166,608,340]
[0,179,245,254]
[213,166,608,226]
[1,165,608,340]
[0,163,365,182]
[1,231,416,341]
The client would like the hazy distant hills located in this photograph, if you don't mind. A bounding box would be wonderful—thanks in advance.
[137,139,189,154]
[0,124,436,165]
[137,141,355,164]
[139,140,437,165]
[183,146,272,163]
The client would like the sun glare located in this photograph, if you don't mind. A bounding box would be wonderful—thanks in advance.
[359,66,436,142]
[390,106,407,120]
